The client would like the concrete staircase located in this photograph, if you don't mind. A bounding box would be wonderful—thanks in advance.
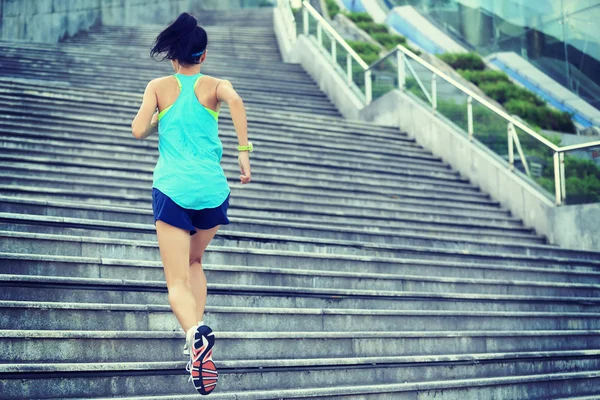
[1,8,600,399]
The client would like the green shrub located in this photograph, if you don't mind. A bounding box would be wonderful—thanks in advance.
[346,40,381,55]
[478,81,544,106]
[371,32,406,49]
[356,21,389,35]
[504,100,576,133]
[345,12,374,23]
[458,69,510,86]
[564,157,600,204]
[324,0,341,18]
[438,52,485,70]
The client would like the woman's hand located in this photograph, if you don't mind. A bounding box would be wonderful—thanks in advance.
[238,152,251,184]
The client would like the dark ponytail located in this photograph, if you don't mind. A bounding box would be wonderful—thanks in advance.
[151,12,208,67]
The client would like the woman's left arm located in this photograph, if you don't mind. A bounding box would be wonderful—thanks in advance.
[132,80,159,139]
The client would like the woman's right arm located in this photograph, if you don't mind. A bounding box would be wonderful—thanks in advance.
[217,80,251,184]
[132,80,159,140]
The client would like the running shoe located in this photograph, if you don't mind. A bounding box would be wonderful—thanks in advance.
[186,324,218,395]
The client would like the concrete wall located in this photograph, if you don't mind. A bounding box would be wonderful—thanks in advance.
[360,89,556,238]
[548,203,600,251]
[0,0,271,43]
[289,35,364,120]
[359,90,600,251]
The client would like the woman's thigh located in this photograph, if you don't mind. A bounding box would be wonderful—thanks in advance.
[155,220,191,285]
[189,225,220,265]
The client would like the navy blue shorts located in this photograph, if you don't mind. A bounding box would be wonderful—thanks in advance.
[152,188,230,236]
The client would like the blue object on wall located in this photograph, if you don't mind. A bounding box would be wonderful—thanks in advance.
[490,58,593,128]
[386,11,445,55]
[341,0,367,12]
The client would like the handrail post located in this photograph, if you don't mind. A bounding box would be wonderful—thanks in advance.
[553,151,562,205]
[346,54,352,84]
[467,96,473,141]
[560,151,566,204]
[431,73,437,113]
[507,122,514,172]
[365,69,373,105]
[317,23,322,46]
[303,6,309,35]
[397,50,406,91]
[331,38,336,62]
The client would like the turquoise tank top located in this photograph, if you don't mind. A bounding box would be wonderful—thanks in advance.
[152,73,230,210]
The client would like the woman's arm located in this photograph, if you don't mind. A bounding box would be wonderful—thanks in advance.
[217,80,251,184]
[132,80,159,139]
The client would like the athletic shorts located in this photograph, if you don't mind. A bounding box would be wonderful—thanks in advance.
[152,188,230,236]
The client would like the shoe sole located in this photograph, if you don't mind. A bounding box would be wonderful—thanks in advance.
[191,325,218,395]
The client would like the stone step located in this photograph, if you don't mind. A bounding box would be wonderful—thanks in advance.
[0,60,321,99]
[0,186,514,235]
[2,268,600,313]
[3,329,600,363]
[3,298,600,332]
[0,61,325,97]
[0,107,432,162]
[1,272,600,309]
[0,119,444,172]
[0,57,323,91]
[1,229,597,272]
[0,109,412,159]
[0,123,456,174]
[0,213,551,260]
[0,78,397,136]
[6,244,598,286]
[0,216,575,265]
[0,163,490,207]
[0,201,536,246]
[1,353,599,398]
[0,160,490,213]
[1,138,483,204]
[0,83,335,117]
[0,175,502,226]
[0,101,421,156]
[0,86,340,118]
[0,131,459,183]
[1,195,525,242]
[0,70,330,106]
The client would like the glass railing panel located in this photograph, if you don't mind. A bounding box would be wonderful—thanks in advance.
[563,145,600,205]
[369,54,399,102]
[404,57,433,105]
[513,125,560,201]
[435,76,470,134]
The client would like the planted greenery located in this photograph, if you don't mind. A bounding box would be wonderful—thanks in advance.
[344,12,420,53]
[437,52,486,70]
[324,0,341,18]
[437,52,576,133]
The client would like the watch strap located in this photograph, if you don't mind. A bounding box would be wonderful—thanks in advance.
[238,142,253,152]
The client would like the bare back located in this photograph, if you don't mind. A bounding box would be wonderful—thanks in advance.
[155,75,222,115]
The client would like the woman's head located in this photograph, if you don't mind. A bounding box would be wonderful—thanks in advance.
[151,12,208,67]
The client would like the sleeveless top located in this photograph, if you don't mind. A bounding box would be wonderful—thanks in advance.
[152,73,230,210]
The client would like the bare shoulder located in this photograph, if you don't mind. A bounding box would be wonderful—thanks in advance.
[152,76,177,88]
[201,75,229,87]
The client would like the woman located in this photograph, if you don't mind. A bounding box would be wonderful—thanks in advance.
[131,12,252,396]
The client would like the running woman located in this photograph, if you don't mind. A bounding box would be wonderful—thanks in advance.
[131,12,252,395]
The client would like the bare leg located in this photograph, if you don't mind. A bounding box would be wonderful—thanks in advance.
[155,220,197,332]
[189,225,220,323]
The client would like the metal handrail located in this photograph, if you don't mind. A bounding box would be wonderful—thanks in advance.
[375,46,561,151]
[301,1,369,70]
[558,141,600,152]
[368,44,600,154]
